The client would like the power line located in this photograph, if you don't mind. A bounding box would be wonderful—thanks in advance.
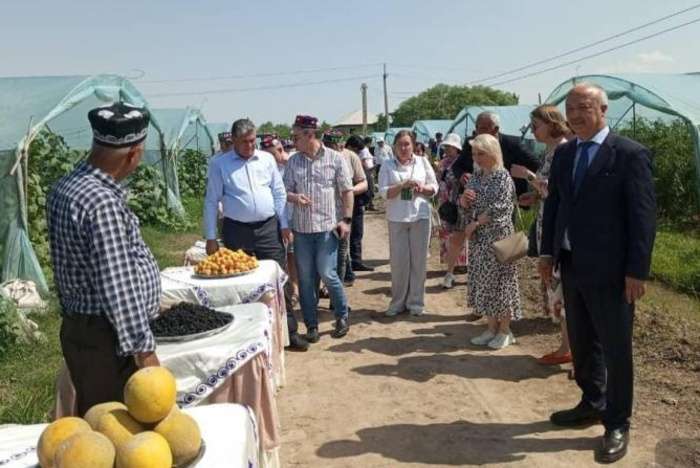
[139,63,383,84]
[146,74,381,98]
[470,3,700,85]
[486,15,700,87]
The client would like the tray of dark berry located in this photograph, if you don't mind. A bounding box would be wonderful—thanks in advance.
[151,302,234,343]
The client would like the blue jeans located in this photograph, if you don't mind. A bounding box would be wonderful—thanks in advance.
[293,231,349,329]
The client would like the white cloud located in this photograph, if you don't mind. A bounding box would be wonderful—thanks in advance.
[596,51,676,73]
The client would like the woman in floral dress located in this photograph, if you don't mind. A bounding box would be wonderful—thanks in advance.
[436,134,468,287]
[460,134,522,350]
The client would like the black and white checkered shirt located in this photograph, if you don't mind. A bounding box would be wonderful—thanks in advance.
[47,161,161,356]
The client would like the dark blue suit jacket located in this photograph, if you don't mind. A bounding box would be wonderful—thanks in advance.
[541,132,656,284]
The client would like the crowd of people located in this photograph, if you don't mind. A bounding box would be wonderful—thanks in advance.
[45,82,655,464]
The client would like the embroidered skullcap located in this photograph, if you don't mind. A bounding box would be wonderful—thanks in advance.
[260,133,280,149]
[88,102,150,148]
[218,132,232,146]
[293,115,318,130]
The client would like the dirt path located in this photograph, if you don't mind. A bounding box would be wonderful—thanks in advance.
[276,210,676,467]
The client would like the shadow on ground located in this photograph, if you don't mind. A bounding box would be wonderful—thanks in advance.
[350,352,562,383]
[316,420,597,465]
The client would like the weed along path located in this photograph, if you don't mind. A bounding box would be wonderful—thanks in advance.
[276,209,686,468]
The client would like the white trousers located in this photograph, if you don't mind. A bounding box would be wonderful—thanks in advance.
[387,218,431,314]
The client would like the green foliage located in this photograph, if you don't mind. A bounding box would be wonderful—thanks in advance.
[390,84,519,127]
[617,118,699,222]
[125,165,191,231]
[27,132,83,270]
[177,149,208,198]
[652,226,700,296]
[0,294,23,356]
[258,121,292,138]
[375,113,389,130]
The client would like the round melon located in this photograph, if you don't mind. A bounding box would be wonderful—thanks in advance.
[37,417,91,468]
[95,408,146,450]
[154,411,201,465]
[84,401,127,429]
[123,367,177,424]
[54,431,115,468]
[116,431,172,468]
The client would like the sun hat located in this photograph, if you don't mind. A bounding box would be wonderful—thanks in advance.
[440,133,462,151]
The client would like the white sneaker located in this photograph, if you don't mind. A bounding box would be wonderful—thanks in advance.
[487,332,516,349]
[470,330,496,345]
[442,273,456,289]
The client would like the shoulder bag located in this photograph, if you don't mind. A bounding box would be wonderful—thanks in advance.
[492,179,529,264]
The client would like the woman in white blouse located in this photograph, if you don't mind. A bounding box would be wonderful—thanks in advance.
[378,130,438,316]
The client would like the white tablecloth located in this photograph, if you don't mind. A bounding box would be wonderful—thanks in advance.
[161,260,286,311]
[54,304,281,460]
[0,403,259,468]
[161,260,289,388]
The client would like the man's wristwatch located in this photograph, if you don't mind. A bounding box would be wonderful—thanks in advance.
[341,217,352,224]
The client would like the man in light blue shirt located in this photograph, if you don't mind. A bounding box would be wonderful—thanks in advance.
[203,119,308,351]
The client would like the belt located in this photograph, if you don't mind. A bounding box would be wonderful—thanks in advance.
[224,215,275,228]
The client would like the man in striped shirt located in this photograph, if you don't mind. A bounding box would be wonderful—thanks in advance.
[283,115,353,342]
[47,102,161,416]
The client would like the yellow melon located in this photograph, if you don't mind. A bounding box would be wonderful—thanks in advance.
[116,431,172,468]
[84,401,127,429]
[54,431,115,468]
[95,408,146,450]
[154,411,201,465]
[123,367,177,424]
[37,417,91,468]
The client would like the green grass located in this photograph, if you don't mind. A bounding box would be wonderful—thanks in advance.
[0,196,206,424]
[651,225,700,298]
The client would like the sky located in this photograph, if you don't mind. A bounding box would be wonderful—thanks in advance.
[2,0,700,127]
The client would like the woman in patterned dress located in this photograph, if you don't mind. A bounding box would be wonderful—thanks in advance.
[436,134,468,287]
[460,134,522,349]
[511,105,571,365]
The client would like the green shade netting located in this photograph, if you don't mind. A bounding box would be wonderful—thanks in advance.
[0,74,167,296]
[544,73,700,203]
[148,108,215,208]
[411,120,453,144]
[384,127,412,146]
[206,123,231,152]
[446,104,537,141]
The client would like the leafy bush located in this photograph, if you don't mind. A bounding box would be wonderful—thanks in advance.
[177,149,208,198]
[126,165,192,231]
[27,132,83,270]
[617,118,699,223]
[0,293,24,357]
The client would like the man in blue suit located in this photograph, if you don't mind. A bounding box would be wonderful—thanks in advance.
[540,83,656,463]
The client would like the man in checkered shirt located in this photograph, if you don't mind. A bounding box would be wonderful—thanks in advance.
[47,102,161,416]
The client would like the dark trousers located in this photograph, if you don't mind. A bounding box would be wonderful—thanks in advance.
[60,314,138,417]
[559,251,635,430]
[365,168,376,206]
[349,203,365,270]
[222,216,299,335]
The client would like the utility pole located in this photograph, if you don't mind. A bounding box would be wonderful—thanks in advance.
[361,83,368,135]
[383,63,390,131]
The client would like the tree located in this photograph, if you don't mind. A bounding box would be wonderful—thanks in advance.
[389,84,519,127]
[257,121,292,138]
[375,113,389,130]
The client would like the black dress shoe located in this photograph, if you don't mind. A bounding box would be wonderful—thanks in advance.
[550,403,602,427]
[352,263,375,272]
[305,327,320,343]
[287,333,310,352]
[596,428,629,464]
[332,318,349,338]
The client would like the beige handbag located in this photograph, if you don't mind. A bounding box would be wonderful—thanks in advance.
[492,181,529,264]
